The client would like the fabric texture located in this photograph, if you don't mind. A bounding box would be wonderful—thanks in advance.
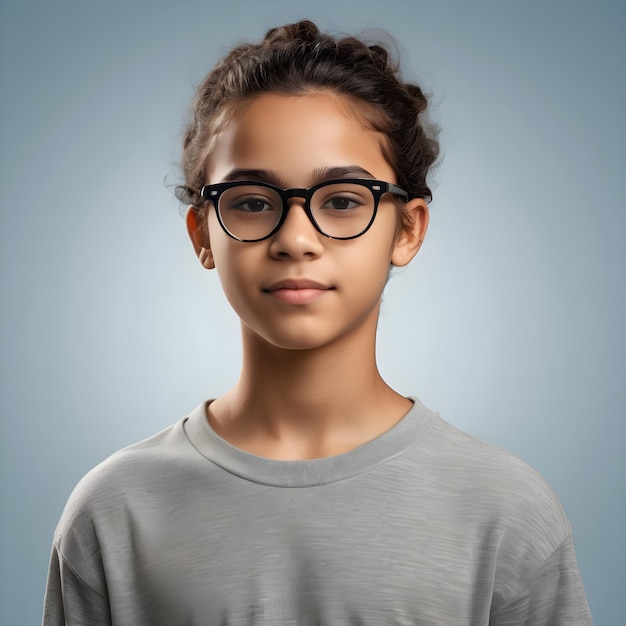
[43,397,593,625]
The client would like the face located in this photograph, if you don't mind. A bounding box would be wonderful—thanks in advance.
[188,91,428,351]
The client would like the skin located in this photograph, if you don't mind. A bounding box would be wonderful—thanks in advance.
[187,91,428,460]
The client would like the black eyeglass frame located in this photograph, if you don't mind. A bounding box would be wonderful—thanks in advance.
[199,178,409,242]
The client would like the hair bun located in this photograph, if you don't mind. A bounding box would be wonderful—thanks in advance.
[368,45,389,71]
[263,20,321,46]
[405,83,428,113]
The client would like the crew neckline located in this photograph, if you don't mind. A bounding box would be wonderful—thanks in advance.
[182,396,437,487]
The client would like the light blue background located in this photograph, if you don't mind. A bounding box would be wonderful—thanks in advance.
[1,1,624,623]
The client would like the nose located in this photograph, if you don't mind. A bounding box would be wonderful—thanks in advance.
[267,198,325,260]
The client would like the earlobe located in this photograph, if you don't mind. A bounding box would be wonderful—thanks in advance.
[186,206,215,270]
[390,198,429,267]
[198,247,215,270]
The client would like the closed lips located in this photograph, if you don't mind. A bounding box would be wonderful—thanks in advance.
[262,279,334,292]
[262,279,335,305]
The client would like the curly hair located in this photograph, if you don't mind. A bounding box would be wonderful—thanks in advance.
[176,20,439,220]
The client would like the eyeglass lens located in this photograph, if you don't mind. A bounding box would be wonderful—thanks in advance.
[217,182,377,240]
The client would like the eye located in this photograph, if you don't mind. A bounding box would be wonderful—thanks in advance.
[320,195,362,211]
[230,196,277,212]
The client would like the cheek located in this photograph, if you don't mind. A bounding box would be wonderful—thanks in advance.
[210,244,261,318]
[214,262,254,325]
[359,218,399,270]
[340,235,395,294]
[207,212,239,277]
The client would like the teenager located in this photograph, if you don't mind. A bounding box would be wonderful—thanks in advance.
[43,20,593,625]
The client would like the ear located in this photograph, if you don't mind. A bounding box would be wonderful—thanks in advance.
[391,198,429,267]
[186,206,215,270]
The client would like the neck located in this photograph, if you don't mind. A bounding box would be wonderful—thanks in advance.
[207,319,411,459]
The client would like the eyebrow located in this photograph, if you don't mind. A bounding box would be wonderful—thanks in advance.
[219,165,376,188]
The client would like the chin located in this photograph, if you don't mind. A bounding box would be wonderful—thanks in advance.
[242,310,378,353]
[260,333,335,352]
[247,323,345,352]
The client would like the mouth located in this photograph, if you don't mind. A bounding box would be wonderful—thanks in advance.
[262,279,335,305]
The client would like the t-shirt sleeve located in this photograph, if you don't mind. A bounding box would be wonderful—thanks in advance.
[489,533,593,625]
[42,542,112,626]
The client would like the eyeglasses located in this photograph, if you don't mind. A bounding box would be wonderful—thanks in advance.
[199,178,408,242]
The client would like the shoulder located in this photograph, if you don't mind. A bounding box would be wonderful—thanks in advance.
[429,414,563,496]
[53,412,198,551]
[407,406,572,557]
[64,419,181,499]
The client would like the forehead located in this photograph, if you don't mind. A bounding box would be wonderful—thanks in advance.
[205,91,396,186]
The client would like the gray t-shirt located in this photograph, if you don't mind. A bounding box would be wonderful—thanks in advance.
[43,397,593,625]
